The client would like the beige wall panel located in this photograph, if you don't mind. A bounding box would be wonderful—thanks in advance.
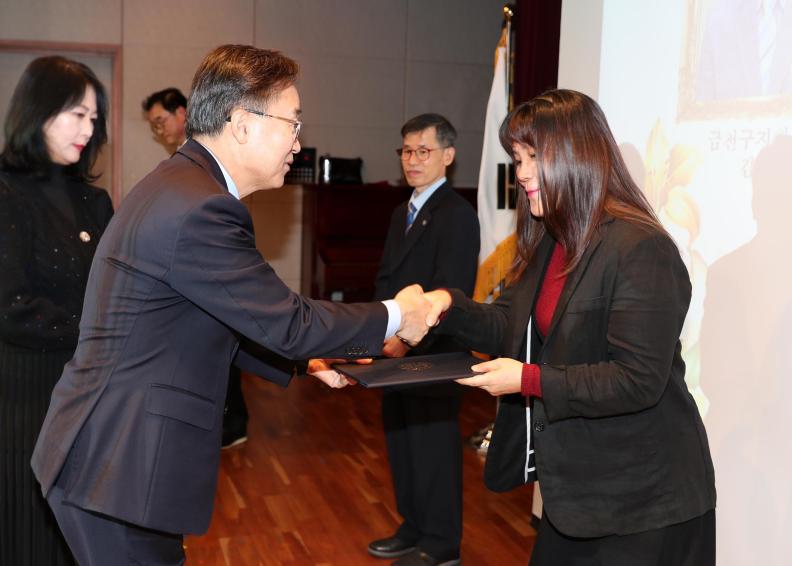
[123,0,253,48]
[299,124,402,185]
[403,60,491,133]
[0,0,122,44]
[406,0,503,64]
[244,185,303,284]
[255,0,406,59]
[295,56,405,130]
[446,130,487,189]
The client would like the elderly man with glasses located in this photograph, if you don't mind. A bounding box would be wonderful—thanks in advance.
[367,114,480,566]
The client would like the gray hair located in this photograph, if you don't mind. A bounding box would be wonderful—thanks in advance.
[186,44,299,137]
[400,113,457,147]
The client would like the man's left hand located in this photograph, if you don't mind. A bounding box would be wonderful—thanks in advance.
[307,358,372,388]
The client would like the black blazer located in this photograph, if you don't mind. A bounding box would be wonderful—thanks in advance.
[439,217,716,538]
[0,169,113,351]
[374,182,479,319]
[32,140,388,535]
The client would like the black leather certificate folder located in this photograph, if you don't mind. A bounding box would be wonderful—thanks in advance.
[333,352,482,388]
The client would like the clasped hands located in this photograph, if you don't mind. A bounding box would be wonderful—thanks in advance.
[392,285,524,396]
[307,286,523,395]
[307,285,452,388]
[392,284,451,346]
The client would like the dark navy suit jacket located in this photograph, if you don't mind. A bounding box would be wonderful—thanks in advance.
[32,140,387,534]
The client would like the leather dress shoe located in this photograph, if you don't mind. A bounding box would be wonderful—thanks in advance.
[368,536,416,558]
[392,549,461,566]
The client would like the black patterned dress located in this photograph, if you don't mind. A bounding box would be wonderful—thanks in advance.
[0,167,113,565]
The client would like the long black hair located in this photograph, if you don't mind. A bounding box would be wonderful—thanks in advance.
[499,89,664,279]
[1,55,108,182]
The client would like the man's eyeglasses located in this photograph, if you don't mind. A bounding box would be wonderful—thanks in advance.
[396,147,447,161]
[239,108,302,138]
[148,113,173,133]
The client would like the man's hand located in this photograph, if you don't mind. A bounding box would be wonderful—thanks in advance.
[306,358,371,388]
[455,357,522,396]
[382,335,410,358]
[423,289,453,324]
[393,284,432,346]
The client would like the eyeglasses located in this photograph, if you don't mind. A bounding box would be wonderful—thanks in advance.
[241,108,302,138]
[396,147,447,161]
[148,112,173,133]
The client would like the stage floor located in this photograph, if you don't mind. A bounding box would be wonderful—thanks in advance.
[185,372,535,565]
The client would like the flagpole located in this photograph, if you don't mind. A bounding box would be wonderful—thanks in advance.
[470,3,519,456]
[504,4,514,112]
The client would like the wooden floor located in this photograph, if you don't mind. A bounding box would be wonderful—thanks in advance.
[184,374,536,565]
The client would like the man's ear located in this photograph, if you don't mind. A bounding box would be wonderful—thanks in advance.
[443,146,456,166]
[228,108,250,144]
[175,106,187,119]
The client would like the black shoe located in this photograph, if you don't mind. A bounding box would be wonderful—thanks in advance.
[221,424,247,449]
[368,536,416,559]
[392,549,460,566]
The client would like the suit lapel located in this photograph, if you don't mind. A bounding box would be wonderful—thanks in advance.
[542,220,610,344]
[389,183,451,270]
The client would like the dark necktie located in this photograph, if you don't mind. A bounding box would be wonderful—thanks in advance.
[405,201,417,233]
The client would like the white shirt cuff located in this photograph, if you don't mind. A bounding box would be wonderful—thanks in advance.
[381,299,401,339]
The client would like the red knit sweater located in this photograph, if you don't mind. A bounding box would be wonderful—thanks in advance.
[521,243,567,398]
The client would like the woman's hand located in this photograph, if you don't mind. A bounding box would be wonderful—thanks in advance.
[456,357,523,396]
[423,289,453,324]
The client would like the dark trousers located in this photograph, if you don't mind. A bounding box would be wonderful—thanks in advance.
[47,486,185,566]
[382,387,463,558]
[530,509,716,566]
[224,365,248,428]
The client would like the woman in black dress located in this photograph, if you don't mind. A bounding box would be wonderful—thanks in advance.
[0,56,113,565]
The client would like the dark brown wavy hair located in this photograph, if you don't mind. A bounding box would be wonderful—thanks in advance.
[499,89,664,280]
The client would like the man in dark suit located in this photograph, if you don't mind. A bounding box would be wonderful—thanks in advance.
[367,114,479,566]
[143,86,249,449]
[31,45,437,565]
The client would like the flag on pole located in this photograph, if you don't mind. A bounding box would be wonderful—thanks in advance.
[473,24,517,303]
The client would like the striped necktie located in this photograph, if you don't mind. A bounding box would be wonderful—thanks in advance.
[405,201,418,233]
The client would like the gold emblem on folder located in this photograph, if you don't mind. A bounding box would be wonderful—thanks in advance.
[398,362,432,372]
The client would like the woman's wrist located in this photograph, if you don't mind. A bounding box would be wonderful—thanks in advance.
[521,363,542,398]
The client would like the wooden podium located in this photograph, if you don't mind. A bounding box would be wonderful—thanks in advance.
[300,183,475,302]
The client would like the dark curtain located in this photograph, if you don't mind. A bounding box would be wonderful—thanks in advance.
[513,0,563,105]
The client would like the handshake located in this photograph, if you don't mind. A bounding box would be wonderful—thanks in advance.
[307,286,452,389]
[392,285,453,346]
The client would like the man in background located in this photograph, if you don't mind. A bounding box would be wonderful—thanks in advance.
[143,87,188,154]
[368,114,480,566]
